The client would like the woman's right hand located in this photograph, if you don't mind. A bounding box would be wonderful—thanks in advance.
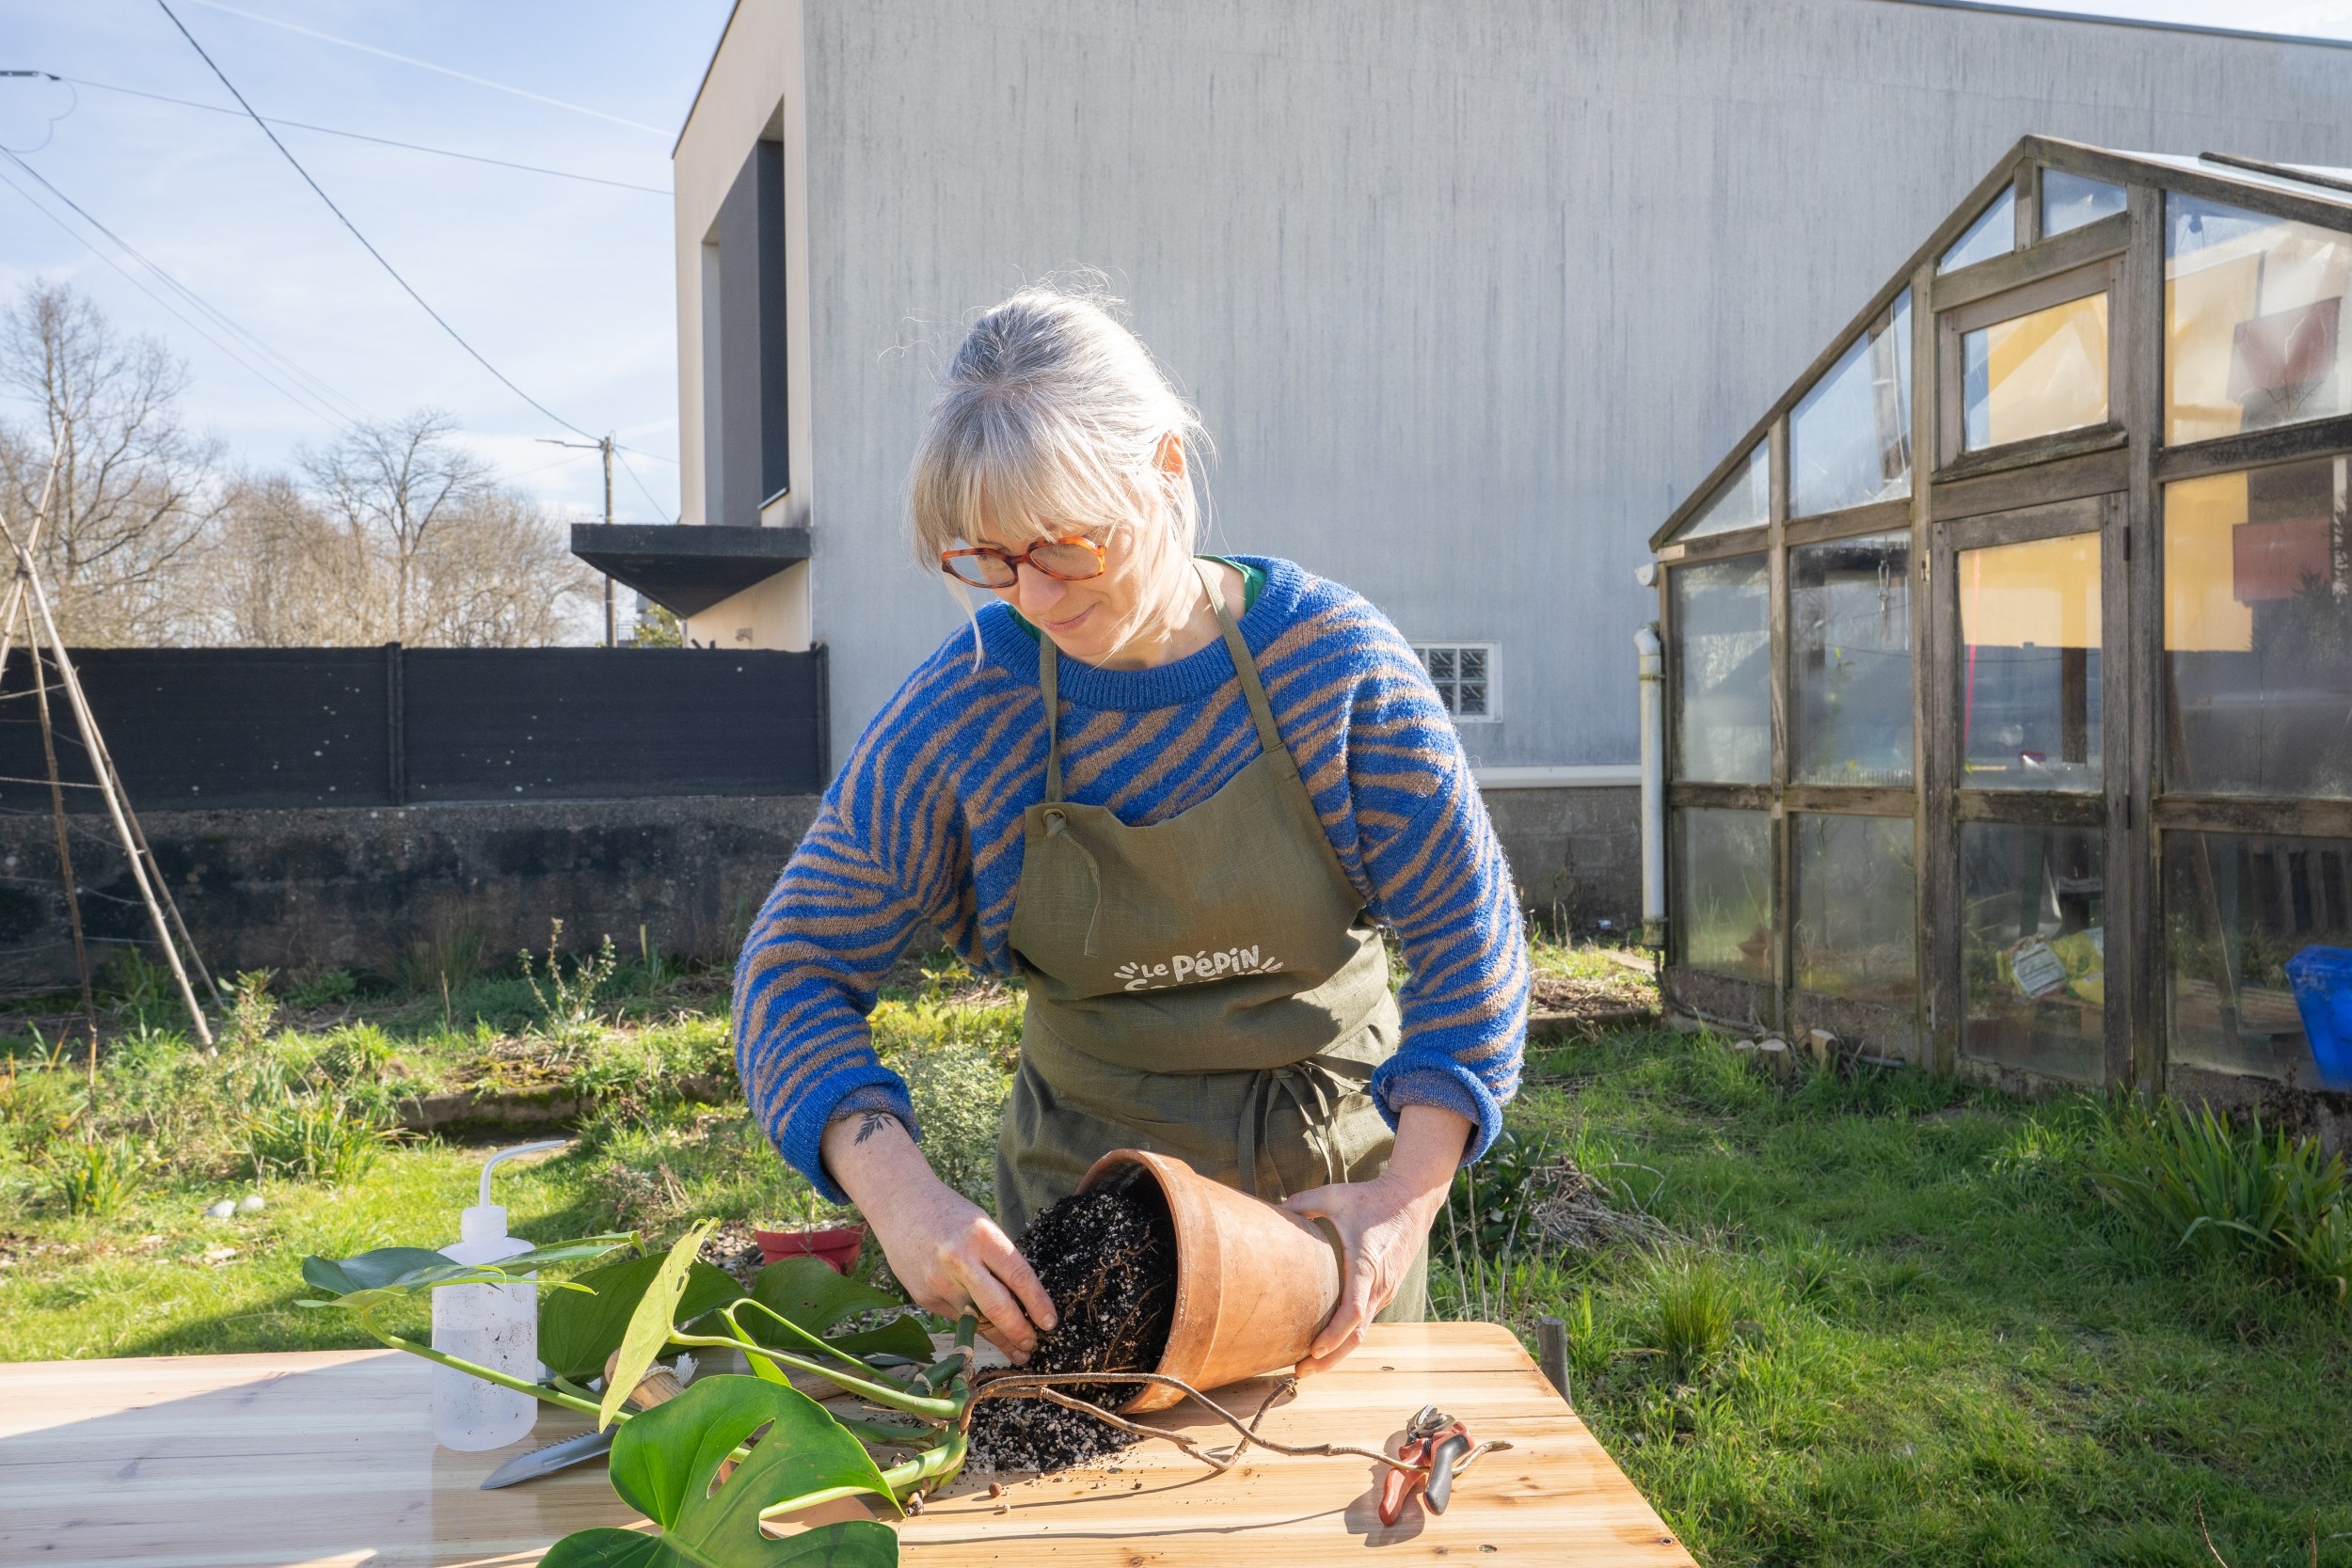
[819,1108,1057,1363]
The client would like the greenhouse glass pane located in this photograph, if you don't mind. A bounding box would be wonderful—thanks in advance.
[1677,440,1769,541]
[1791,532,1914,785]
[2164,460,2352,797]
[2042,169,2125,238]
[1676,807,1772,982]
[1671,555,1770,784]
[1962,293,2109,451]
[2166,195,2351,446]
[1959,532,2102,791]
[1789,291,1914,517]
[2166,831,2352,1090]
[1962,822,2106,1083]
[1793,814,1916,1003]
[1940,188,2016,273]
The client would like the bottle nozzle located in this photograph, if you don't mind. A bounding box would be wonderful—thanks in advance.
[477,1138,567,1211]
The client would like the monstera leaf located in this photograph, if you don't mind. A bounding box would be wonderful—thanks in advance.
[538,1375,899,1568]
[540,1249,745,1382]
[297,1237,632,1314]
[741,1257,931,1366]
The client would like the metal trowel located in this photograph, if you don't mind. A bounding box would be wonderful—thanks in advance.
[479,1355,689,1490]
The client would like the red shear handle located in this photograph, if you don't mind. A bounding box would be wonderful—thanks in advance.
[1376,1435,1433,1527]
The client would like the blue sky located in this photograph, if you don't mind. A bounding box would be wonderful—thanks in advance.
[0,0,2346,529]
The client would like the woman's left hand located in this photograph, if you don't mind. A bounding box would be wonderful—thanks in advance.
[1280,1103,1473,1377]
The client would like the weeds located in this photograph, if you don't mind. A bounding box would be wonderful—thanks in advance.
[44,1134,147,1217]
[397,917,487,994]
[1649,1253,1738,1383]
[2089,1096,2350,1299]
[518,919,618,1051]
[285,967,358,1009]
[225,971,279,1051]
[241,1098,393,1184]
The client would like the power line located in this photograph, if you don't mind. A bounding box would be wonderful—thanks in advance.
[611,444,674,523]
[0,150,363,431]
[178,0,668,135]
[153,0,603,444]
[41,72,669,195]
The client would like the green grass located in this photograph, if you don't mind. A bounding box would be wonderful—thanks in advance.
[1461,1027,2351,1566]
[5,939,2348,1563]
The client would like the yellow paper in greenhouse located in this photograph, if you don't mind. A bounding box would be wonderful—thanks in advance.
[1980,293,2108,447]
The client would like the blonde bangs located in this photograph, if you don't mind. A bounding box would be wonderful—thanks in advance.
[912,393,1151,558]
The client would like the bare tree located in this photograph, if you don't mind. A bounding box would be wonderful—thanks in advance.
[301,410,495,644]
[198,472,359,645]
[0,281,223,643]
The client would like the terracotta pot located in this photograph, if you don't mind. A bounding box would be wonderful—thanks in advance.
[753,1224,866,1275]
[1077,1148,1342,1414]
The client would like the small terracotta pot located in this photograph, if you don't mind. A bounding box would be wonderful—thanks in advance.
[1077,1148,1342,1414]
[753,1223,866,1275]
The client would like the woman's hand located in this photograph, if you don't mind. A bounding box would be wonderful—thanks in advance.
[819,1109,1057,1364]
[1280,1103,1473,1377]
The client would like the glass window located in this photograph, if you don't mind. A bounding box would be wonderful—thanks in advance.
[1941,189,2016,273]
[1413,643,1493,719]
[1677,807,1772,982]
[2166,831,2352,1090]
[2041,170,2126,239]
[1962,293,2109,451]
[1792,813,1916,1003]
[1671,555,1770,784]
[1791,532,1914,785]
[2165,459,2352,797]
[1677,440,1769,541]
[1789,291,1913,517]
[1962,823,2106,1083]
[2166,195,2351,446]
[1960,533,2103,791]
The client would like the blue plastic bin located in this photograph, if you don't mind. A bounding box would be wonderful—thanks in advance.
[2282,946,2352,1091]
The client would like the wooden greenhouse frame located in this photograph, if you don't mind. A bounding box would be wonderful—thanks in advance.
[1646,135,2352,1132]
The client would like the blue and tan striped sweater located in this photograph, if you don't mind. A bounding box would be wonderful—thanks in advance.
[733,556,1527,1202]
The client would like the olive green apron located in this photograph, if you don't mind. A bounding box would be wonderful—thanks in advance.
[999,560,1425,1321]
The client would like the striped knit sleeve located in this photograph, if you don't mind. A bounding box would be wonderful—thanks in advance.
[1339,617,1529,1164]
[732,656,991,1202]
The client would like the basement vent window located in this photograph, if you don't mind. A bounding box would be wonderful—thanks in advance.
[1414,643,1494,720]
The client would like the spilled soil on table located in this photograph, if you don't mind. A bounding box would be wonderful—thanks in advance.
[966,1183,1177,1472]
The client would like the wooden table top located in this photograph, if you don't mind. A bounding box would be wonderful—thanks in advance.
[0,1323,1695,1566]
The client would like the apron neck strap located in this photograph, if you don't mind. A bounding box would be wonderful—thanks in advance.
[1037,558,1287,806]
[1194,559,1289,769]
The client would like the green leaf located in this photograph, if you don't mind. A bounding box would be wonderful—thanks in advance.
[301,1247,451,1298]
[602,1222,717,1431]
[749,1258,900,1336]
[820,1317,936,1365]
[540,1520,893,1568]
[606,1375,900,1553]
[542,1251,743,1383]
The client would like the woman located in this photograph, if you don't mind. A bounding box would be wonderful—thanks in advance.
[734,286,1526,1375]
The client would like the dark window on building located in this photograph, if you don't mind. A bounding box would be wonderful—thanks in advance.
[703,138,789,526]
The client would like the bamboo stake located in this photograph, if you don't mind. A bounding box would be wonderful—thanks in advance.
[0,512,213,1048]
[25,613,100,1072]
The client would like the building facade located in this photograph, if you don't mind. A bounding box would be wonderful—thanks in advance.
[637,0,2352,926]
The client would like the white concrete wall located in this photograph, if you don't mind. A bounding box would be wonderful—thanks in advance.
[681,0,2352,768]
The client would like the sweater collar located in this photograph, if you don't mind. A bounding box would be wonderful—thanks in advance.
[977,555,1301,711]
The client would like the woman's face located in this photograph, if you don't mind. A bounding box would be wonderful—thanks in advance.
[973,515,1176,666]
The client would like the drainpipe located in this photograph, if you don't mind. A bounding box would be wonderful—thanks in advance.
[1635,618,1665,953]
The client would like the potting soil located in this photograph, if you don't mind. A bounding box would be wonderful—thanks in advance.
[966,1184,1177,1472]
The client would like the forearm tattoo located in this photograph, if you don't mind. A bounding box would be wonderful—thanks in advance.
[851,1109,898,1145]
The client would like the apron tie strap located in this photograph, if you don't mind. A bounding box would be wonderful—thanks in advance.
[1237,1053,1375,1200]
[1041,808,1104,957]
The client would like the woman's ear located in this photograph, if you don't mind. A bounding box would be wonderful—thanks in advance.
[1153,431,1185,481]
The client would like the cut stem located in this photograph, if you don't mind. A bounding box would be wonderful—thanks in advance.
[372,1331,603,1418]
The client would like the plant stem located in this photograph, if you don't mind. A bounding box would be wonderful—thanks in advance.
[666,1332,962,1420]
[371,1331,604,1418]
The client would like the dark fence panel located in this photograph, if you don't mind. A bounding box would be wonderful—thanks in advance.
[0,645,824,813]
[0,648,390,812]
[401,648,823,801]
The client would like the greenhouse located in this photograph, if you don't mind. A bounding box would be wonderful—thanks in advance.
[1647,135,2352,1121]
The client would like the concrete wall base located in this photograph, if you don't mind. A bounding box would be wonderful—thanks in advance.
[1478,784,1638,935]
[0,796,821,991]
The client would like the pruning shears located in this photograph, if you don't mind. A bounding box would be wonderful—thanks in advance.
[1377,1403,1477,1526]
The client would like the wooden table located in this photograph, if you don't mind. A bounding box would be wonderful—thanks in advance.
[1,1324,1695,1565]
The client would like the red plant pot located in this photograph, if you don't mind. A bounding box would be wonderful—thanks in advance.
[753,1224,866,1275]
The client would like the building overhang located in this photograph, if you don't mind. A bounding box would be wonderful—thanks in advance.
[569,523,810,618]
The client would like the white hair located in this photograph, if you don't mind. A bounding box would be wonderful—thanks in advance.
[909,283,1207,577]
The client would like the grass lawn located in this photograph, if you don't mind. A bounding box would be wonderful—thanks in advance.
[4,940,2347,1564]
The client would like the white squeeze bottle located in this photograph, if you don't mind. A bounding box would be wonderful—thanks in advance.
[432,1140,564,1451]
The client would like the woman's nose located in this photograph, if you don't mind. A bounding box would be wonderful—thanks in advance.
[1014,563,1067,615]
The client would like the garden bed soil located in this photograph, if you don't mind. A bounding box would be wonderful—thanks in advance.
[966,1184,1177,1473]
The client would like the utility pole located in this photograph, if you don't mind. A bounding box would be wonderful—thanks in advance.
[541,434,618,646]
